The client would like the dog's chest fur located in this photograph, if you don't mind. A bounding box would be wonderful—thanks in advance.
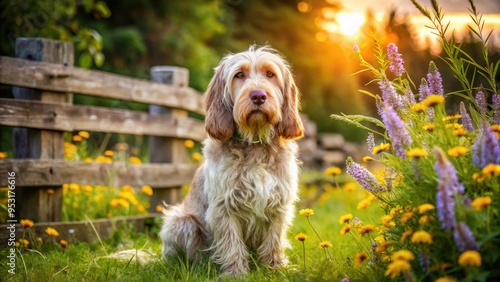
[203,138,298,229]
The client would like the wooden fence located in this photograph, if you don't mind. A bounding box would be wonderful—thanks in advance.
[0,38,206,236]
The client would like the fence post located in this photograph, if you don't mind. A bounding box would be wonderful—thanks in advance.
[149,66,189,212]
[13,38,74,222]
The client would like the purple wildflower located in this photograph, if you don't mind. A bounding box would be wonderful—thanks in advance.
[427,61,444,95]
[419,251,430,276]
[371,242,378,254]
[419,78,430,102]
[380,105,412,158]
[453,221,479,252]
[459,102,474,133]
[346,157,386,193]
[352,44,359,52]
[472,121,500,168]
[434,147,462,231]
[492,93,500,124]
[342,278,350,282]
[476,91,487,116]
[436,181,456,231]
[404,87,416,105]
[378,79,404,110]
[367,133,375,153]
[387,43,406,77]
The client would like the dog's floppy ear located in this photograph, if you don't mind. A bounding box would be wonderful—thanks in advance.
[277,69,304,139]
[204,63,234,142]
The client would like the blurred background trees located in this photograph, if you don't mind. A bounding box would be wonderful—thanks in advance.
[1,0,499,152]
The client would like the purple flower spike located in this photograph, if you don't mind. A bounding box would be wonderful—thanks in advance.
[473,121,500,168]
[419,251,430,276]
[434,147,464,194]
[346,157,386,193]
[476,91,487,116]
[427,61,443,95]
[419,78,430,102]
[380,105,412,158]
[367,133,376,153]
[492,93,500,124]
[436,181,456,231]
[378,79,403,109]
[387,43,406,77]
[453,221,479,252]
[460,102,474,133]
[434,147,463,231]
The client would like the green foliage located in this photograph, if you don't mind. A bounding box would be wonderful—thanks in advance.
[0,0,110,68]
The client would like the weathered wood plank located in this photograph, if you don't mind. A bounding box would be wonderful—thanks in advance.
[0,56,205,115]
[0,159,198,187]
[0,98,206,141]
[0,214,159,242]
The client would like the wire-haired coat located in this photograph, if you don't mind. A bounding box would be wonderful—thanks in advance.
[159,46,304,276]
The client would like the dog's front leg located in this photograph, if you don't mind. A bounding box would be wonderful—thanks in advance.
[257,210,290,269]
[207,206,249,276]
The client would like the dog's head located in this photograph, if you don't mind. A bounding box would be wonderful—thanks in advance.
[204,46,304,143]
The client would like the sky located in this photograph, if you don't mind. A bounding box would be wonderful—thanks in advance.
[342,0,500,14]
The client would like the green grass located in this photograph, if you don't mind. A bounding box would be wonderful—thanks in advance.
[0,176,387,282]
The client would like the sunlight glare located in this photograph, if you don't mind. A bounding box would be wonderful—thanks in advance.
[337,12,365,37]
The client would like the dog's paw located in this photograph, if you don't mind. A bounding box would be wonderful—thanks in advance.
[218,262,248,279]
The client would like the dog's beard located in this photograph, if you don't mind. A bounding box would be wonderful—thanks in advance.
[236,110,276,143]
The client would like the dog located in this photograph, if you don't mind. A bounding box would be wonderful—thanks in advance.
[159,45,304,276]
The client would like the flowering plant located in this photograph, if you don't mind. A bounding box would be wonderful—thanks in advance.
[331,0,499,280]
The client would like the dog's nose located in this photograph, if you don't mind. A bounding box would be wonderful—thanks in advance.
[250,90,267,105]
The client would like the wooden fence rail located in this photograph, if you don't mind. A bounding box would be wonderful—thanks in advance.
[0,37,206,224]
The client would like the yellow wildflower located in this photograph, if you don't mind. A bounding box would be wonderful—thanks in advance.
[18,239,29,247]
[372,143,390,154]
[128,156,142,165]
[400,229,413,243]
[340,224,351,235]
[121,185,135,193]
[400,212,413,224]
[299,208,314,217]
[104,150,114,157]
[471,196,492,211]
[72,135,83,142]
[375,241,393,253]
[325,166,342,176]
[384,260,411,279]
[295,233,308,242]
[184,139,195,149]
[362,156,375,162]
[0,152,6,159]
[357,198,372,210]
[417,203,435,214]
[390,205,403,216]
[156,205,163,212]
[423,124,435,132]
[458,250,481,267]
[110,199,120,207]
[411,230,432,244]
[141,185,153,196]
[338,213,353,224]
[96,156,112,163]
[472,172,485,183]
[84,157,93,163]
[137,204,145,213]
[411,103,426,112]
[391,249,415,261]
[482,164,500,176]
[355,252,368,265]
[319,241,332,248]
[418,215,433,225]
[435,276,457,282]
[21,219,34,228]
[192,152,202,161]
[45,227,60,237]
[343,182,357,191]
[406,148,428,159]
[60,239,68,248]
[78,131,90,139]
[359,224,376,236]
[447,146,468,157]
[453,128,467,136]
[421,94,445,107]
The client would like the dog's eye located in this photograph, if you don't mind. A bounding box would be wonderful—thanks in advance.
[266,71,274,78]
[235,72,244,78]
